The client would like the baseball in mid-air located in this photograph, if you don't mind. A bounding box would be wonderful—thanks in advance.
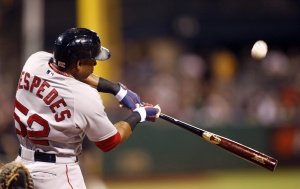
[251,40,268,60]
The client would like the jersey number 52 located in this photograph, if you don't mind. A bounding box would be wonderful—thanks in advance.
[14,99,50,146]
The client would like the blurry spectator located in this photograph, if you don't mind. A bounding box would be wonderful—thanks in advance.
[121,37,300,128]
[194,89,234,128]
[255,92,280,126]
[176,54,206,121]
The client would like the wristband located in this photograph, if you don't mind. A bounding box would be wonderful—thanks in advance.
[97,78,120,95]
[123,112,141,131]
[133,107,146,122]
[115,84,127,101]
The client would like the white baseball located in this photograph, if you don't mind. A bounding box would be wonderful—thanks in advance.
[251,40,268,60]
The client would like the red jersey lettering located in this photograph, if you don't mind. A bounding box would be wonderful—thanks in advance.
[44,89,59,105]
[49,98,67,113]
[23,72,31,90]
[36,81,50,98]
[30,76,41,93]
[55,110,71,122]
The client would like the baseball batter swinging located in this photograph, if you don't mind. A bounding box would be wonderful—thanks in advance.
[13,28,161,189]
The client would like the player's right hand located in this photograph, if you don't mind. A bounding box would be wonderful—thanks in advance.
[115,83,141,111]
[134,103,161,122]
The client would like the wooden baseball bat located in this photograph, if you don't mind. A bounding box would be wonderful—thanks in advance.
[159,113,278,171]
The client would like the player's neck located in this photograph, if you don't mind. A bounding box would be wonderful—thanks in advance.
[49,62,74,78]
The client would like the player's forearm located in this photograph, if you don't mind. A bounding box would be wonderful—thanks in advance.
[81,74,141,111]
[116,112,141,143]
[95,105,160,152]
[81,73,99,89]
[114,121,132,143]
[82,74,120,94]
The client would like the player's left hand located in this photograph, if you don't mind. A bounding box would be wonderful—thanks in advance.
[134,103,161,122]
[115,83,141,111]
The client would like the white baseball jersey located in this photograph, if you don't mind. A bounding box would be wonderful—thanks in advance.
[14,51,118,156]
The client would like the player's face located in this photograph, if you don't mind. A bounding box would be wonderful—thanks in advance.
[75,59,97,80]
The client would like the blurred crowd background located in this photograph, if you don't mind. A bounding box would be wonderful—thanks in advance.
[0,0,300,183]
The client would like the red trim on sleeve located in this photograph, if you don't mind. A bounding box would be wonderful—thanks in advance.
[94,132,121,152]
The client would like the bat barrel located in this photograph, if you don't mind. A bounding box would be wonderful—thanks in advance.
[206,133,278,171]
[159,113,278,172]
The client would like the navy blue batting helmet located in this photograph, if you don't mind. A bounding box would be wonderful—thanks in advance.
[53,28,110,69]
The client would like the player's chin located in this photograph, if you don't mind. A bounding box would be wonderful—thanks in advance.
[87,69,94,76]
[79,72,93,80]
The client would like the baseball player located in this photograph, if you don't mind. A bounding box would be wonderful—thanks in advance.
[13,28,161,189]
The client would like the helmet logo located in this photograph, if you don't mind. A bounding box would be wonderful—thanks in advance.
[57,61,66,68]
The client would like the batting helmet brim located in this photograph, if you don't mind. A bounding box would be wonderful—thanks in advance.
[95,46,111,61]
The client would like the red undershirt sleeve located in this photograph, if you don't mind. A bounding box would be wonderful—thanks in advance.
[93,132,121,152]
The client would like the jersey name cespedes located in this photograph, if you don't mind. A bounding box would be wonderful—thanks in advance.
[17,71,71,122]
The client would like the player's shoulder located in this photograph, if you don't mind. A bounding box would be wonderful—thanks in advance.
[71,82,105,115]
[26,51,53,64]
[72,82,100,100]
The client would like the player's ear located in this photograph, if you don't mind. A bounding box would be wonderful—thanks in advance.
[76,60,82,69]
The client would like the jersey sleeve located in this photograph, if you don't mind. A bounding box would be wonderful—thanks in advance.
[94,132,121,152]
[72,83,118,142]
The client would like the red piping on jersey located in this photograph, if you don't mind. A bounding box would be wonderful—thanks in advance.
[49,61,73,78]
[94,132,121,152]
[66,165,74,189]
